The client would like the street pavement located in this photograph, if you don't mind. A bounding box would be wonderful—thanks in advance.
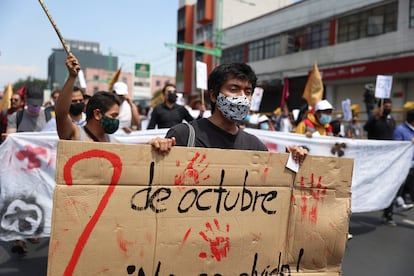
[1,208,413,275]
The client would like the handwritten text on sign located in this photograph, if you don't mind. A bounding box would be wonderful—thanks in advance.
[48,142,352,275]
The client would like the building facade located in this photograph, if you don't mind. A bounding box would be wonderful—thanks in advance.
[83,68,132,96]
[47,39,118,92]
[176,0,293,98]
[220,0,414,119]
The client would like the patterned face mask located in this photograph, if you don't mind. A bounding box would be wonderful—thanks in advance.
[99,114,119,134]
[216,93,251,122]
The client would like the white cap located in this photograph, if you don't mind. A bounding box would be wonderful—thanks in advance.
[258,115,269,123]
[113,82,128,95]
[315,100,333,112]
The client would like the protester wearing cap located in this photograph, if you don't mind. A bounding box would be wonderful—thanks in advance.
[4,85,47,254]
[296,99,334,137]
[112,82,141,133]
[6,86,47,134]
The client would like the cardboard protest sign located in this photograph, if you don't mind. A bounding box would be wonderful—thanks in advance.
[48,141,352,275]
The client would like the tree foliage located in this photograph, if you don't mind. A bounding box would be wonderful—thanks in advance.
[12,77,47,91]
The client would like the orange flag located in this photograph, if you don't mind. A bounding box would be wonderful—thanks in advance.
[108,66,122,92]
[1,84,13,111]
[302,63,323,109]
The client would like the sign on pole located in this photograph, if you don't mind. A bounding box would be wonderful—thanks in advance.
[196,61,208,90]
[375,75,393,99]
[250,87,264,112]
[133,63,151,100]
[342,99,352,121]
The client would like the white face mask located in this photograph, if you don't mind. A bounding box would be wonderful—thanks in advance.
[216,92,251,122]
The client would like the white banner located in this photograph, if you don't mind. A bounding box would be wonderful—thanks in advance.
[0,130,412,240]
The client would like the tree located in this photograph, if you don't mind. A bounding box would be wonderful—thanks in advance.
[13,77,47,91]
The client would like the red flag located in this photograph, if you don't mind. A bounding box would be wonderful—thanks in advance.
[16,85,26,104]
[280,77,289,108]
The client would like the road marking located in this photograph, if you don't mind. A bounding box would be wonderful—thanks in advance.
[401,219,414,226]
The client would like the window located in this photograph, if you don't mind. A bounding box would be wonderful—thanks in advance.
[222,45,245,63]
[196,24,213,41]
[287,21,330,53]
[196,0,206,22]
[178,8,185,30]
[337,1,397,43]
[177,52,184,72]
[264,36,279,59]
[248,40,264,62]
[248,35,279,62]
[93,75,99,81]
[156,80,161,86]
[177,30,185,44]
[411,0,414,28]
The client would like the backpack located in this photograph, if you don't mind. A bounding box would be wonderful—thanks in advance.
[15,109,48,131]
[183,121,195,147]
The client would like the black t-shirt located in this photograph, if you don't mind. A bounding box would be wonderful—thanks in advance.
[363,115,396,140]
[166,118,268,151]
[147,103,194,129]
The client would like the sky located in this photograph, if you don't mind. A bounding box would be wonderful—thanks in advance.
[0,0,179,90]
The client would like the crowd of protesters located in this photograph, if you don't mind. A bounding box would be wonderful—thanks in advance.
[1,53,413,257]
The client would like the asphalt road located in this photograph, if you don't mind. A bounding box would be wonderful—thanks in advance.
[1,209,413,275]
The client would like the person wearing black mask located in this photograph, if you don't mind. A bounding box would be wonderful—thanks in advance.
[68,86,86,126]
[42,86,86,131]
[147,84,194,129]
[56,54,121,142]
[364,98,398,225]
[364,98,395,140]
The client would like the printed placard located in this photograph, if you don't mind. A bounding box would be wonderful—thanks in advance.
[375,75,393,99]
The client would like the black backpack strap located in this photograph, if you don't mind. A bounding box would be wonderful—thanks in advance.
[16,110,24,131]
[183,121,195,147]
[45,108,52,122]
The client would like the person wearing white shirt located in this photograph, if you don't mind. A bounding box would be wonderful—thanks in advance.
[112,82,140,133]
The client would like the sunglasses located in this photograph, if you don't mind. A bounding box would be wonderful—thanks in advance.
[10,98,20,102]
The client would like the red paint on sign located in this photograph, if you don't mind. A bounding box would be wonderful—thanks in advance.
[62,150,122,276]
[174,152,210,186]
[198,219,230,262]
[15,145,48,170]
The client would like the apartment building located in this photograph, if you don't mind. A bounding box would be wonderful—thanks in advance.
[176,0,414,118]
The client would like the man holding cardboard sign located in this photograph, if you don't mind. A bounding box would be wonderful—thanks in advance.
[149,63,307,164]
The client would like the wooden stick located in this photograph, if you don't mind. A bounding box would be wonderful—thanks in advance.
[201,89,205,107]
[38,0,71,55]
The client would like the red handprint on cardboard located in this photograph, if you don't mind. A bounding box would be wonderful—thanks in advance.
[198,219,230,262]
[297,173,327,225]
[175,152,210,187]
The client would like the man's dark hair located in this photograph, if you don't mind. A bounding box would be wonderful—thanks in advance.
[162,83,176,94]
[51,90,60,98]
[85,91,121,121]
[406,109,414,123]
[73,86,84,95]
[208,63,257,111]
[330,119,341,136]
[378,98,392,107]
